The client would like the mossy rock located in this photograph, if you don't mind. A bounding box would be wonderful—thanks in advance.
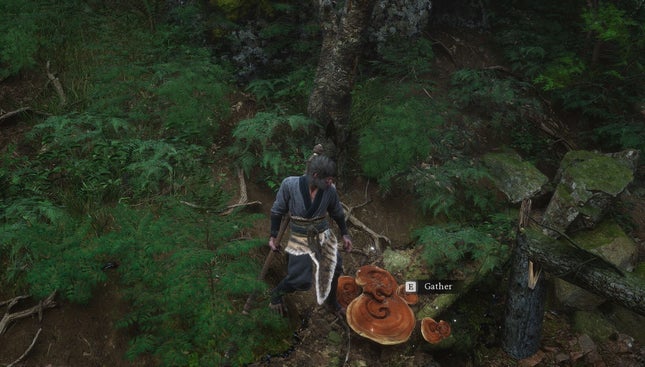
[382,247,427,281]
[559,150,634,195]
[383,248,412,273]
[566,220,638,271]
[482,151,548,203]
[572,310,616,342]
[635,262,645,279]
[603,304,645,344]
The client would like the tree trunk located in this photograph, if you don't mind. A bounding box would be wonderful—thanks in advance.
[308,0,376,170]
[502,200,547,359]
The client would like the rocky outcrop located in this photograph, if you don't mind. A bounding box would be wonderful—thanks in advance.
[541,149,639,237]
[482,151,548,203]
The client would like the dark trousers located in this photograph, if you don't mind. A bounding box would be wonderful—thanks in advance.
[271,252,343,307]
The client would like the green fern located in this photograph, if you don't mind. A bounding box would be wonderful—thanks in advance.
[415,221,510,279]
[95,203,289,366]
[369,36,435,79]
[407,158,496,221]
[228,112,319,188]
[358,97,444,190]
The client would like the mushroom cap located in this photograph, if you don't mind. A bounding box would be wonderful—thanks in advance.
[336,275,361,309]
[346,293,416,345]
[396,284,419,305]
[421,317,452,344]
[354,265,398,302]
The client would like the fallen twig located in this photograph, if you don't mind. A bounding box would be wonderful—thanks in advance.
[46,61,67,106]
[180,168,261,214]
[0,107,50,125]
[0,291,57,335]
[220,167,262,216]
[0,107,32,123]
[6,328,42,367]
[341,202,390,254]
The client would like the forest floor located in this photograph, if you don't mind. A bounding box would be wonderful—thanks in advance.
[1,176,644,367]
[2,27,645,367]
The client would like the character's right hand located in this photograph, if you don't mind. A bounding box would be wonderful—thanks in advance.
[269,236,281,252]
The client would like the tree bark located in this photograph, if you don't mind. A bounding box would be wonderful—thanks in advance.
[502,200,547,359]
[308,0,376,170]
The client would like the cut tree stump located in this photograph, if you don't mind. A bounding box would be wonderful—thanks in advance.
[501,200,547,359]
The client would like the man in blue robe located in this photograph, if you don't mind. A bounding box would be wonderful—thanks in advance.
[268,155,352,316]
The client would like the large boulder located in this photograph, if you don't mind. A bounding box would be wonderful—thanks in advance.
[541,150,639,238]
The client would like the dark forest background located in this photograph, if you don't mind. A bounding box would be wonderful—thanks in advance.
[1,1,643,366]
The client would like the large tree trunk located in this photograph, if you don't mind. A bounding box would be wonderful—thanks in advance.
[308,0,376,170]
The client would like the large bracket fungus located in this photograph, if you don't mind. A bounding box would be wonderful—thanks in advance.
[345,265,416,345]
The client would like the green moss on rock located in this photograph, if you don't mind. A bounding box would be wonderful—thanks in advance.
[572,311,616,341]
[572,221,628,250]
[561,151,634,195]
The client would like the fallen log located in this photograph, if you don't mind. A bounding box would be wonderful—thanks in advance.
[524,227,645,316]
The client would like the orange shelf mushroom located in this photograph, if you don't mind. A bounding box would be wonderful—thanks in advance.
[336,275,361,309]
[421,317,451,344]
[396,284,419,305]
[346,265,416,345]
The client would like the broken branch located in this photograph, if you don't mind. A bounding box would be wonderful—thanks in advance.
[0,291,57,335]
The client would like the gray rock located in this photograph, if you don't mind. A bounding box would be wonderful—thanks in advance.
[482,151,548,203]
[542,150,638,238]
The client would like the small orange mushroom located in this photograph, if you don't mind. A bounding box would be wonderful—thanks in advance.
[346,265,416,345]
[396,284,419,305]
[421,317,452,344]
[336,275,361,309]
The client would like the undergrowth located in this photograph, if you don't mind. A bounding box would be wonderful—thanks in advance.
[1,1,643,365]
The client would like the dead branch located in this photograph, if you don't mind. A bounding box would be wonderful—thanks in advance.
[0,295,30,309]
[6,328,42,367]
[220,167,262,216]
[341,202,391,254]
[0,291,57,335]
[0,107,32,123]
[46,61,67,106]
[0,107,49,124]
[180,168,261,215]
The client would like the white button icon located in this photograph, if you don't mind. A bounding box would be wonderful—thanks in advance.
[405,281,417,293]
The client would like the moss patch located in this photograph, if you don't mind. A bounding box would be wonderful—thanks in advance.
[561,150,633,195]
[571,221,629,251]
[572,311,616,341]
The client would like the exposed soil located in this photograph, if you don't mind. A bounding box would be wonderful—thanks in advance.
[2,27,645,367]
